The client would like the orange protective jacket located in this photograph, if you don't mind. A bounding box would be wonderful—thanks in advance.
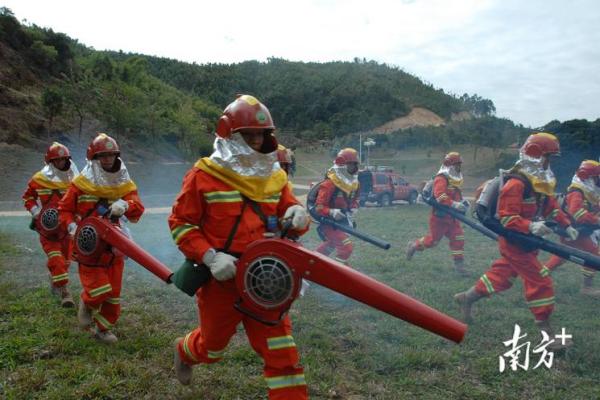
[564,189,600,227]
[22,179,66,212]
[498,178,570,233]
[58,186,144,230]
[315,179,359,217]
[169,168,308,262]
[433,174,462,206]
[432,174,462,219]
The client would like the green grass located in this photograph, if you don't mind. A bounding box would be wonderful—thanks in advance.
[1,207,600,399]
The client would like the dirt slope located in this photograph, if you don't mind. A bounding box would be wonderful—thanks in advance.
[372,107,446,133]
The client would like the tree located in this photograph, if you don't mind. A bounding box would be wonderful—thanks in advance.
[29,40,58,70]
[41,87,64,137]
[460,93,496,117]
[62,72,100,142]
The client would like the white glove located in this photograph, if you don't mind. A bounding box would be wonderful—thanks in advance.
[109,199,129,217]
[202,249,237,281]
[299,279,310,297]
[283,205,309,230]
[529,221,553,237]
[67,222,77,236]
[29,205,41,218]
[565,226,579,241]
[329,209,345,221]
[451,201,467,213]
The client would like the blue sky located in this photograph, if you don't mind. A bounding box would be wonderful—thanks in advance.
[4,0,599,127]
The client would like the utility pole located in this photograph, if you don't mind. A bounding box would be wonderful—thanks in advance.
[364,138,376,169]
[359,133,362,164]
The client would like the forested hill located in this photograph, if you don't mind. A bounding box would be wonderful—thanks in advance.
[4,5,596,175]
[107,53,477,137]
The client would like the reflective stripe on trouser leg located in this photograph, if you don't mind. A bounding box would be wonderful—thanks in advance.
[502,241,555,321]
[177,329,229,365]
[243,314,307,400]
[475,257,518,295]
[335,236,353,263]
[42,239,69,287]
[582,267,595,279]
[448,221,464,260]
[178,279,241,365]
[79,258,125,331]
[450,250,464,260]
[319,225,353,262]
[539,265,551,278]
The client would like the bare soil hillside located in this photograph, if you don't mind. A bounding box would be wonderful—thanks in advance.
[372,107,445,133]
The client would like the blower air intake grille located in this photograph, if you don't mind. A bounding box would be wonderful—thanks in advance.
[244,256,295,309]
[40,208,59,230]
[77,225,98,255]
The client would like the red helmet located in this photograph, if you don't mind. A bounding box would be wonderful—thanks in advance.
[87,133,120,160]
[45,142,70,163]
[576,160,600,180]
[443,152,463,166]
[216,94,275,138]
[521,132,560,158]
[334,148,359,166]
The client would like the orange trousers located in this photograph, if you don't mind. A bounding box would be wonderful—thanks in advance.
[78,256,124,332]
[177,279,307,400]
[544,235,597,279]
[316,225,353,264]
[414,214,464,261]
[40,235,72,287]
[475,238,554,321]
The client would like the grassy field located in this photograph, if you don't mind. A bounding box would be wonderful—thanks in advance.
[2,205,600,399]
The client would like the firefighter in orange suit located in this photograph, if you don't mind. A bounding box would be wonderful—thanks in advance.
[169,95,310,399]
[406,152,468,275]
[454,133,578,348]
[543,160,600,296]
[22,142,78,307]
[314,148,360,265]
[59,133,144,344]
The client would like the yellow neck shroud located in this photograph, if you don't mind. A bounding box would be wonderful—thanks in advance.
[512,169,556,196]
[72,174,137,200]
[195,158,287,201]
[568,182,600,204]
[32,171,71,190]
[326,170,359,195]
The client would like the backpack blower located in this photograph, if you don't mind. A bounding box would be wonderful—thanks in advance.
[475,173,600,271]
[306,180,391,250]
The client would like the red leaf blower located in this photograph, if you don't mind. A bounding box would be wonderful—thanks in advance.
[73,215,173,283]
[235,238,467,343]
